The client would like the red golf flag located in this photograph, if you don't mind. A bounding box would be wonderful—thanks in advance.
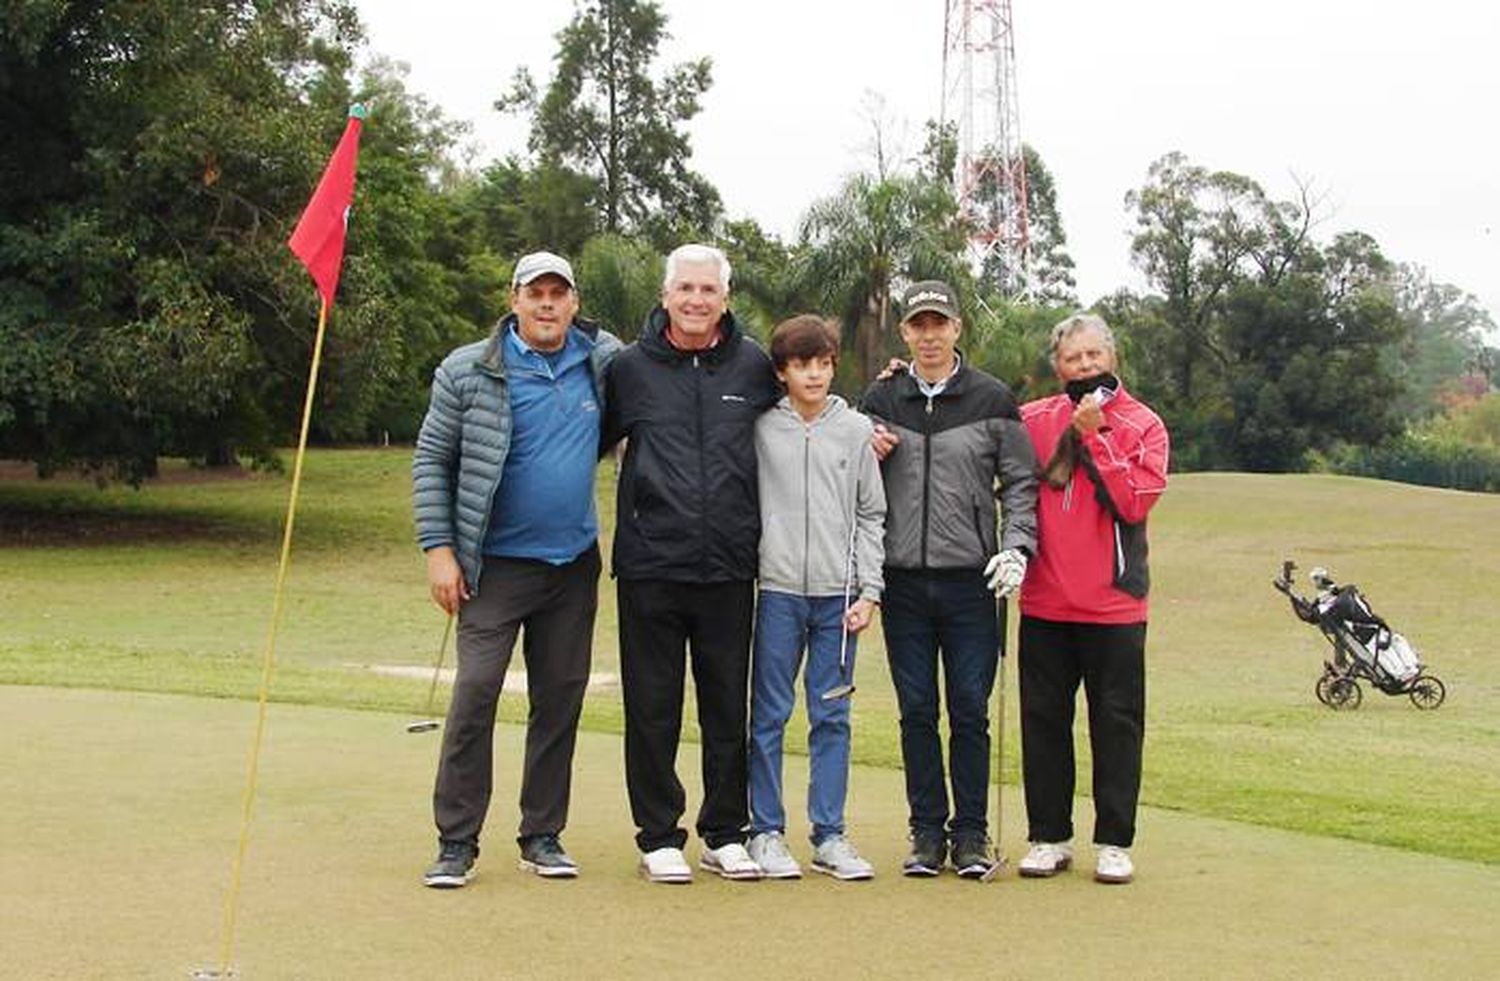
[288,105,365,307]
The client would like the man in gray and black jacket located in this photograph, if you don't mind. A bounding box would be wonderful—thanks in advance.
[862,279,1039,879]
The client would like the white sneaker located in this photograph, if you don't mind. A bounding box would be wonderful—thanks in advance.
[1094,844,1134,884]
[700,841,764,880]
[811,835,874,881]
[639,846,693,884]
[747,831,802,879]
[1018,841,1074,878]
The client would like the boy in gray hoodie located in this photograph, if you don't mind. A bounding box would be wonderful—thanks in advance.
[747,315,887,880]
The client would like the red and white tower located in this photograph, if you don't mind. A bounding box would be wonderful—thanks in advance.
[941,0,1031,297]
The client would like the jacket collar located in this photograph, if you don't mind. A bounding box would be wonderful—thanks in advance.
[638,306,744,364]
[478,313,599,375]
[772,392,848,426]
[893,354,974,401]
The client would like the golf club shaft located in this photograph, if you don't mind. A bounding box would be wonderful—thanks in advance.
[984,593,1009,880]
[838,481,859,678]
[422,612,455,717]
[995,594,1007,849]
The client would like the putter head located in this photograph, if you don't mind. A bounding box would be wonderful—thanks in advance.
[980,853,1009,882]
[820,682,856,701]
[405,719,441,734]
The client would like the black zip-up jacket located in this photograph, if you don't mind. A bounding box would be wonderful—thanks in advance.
[603,307,779,582]
[862,362,1038,570]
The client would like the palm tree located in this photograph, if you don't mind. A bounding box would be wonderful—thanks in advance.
[794,171,968,387]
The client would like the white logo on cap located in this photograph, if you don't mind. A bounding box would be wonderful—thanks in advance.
[909,290,951,305]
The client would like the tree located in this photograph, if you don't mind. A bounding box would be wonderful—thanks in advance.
[498,0,721,245]
[573,234,662,340]
[1121,153,1409,471]
[0,4,495,477]
[0,0,365,479]
[1389,265,1498,420]
[794,171,968,387]
[1014,145,1077,305]
[1125,152,1299,404]
[920,123,1076,305]
[1218,244,1406,471]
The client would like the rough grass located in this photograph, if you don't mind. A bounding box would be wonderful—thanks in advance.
[3,452,1498,863]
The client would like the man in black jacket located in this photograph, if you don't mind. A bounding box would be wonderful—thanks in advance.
[603,243,780,883]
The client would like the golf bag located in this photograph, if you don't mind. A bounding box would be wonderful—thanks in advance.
[1272,560,1446,711]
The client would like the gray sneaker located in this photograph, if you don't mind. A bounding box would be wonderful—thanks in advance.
[517,833,578,878]
[748,831,802,879]
[902,829,947,877]
[423,840,478,888]
[950,832,995,880]
[811,835,874,881]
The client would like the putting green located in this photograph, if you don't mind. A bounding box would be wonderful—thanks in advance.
[3,685,1496,979]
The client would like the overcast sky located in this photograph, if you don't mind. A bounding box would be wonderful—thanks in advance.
[356,0,1499,319]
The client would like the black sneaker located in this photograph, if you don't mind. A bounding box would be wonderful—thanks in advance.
[423,840,478,888]
[902,829,947,877]
[950,833,995,880]
[518,833,579,878]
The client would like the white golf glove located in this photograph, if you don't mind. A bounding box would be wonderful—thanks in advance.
[984,549,1028,598]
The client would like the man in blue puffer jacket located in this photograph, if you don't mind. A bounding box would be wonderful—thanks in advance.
[412,250,622,888]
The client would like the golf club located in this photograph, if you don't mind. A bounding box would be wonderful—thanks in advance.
[981,593,1011,881]
[820,486,862,701]
[405,612,454,733]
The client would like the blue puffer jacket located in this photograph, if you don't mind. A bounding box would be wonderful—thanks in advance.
[412,314,623,593]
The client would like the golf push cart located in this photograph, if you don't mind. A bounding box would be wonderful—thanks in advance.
[1271,560,1446,711]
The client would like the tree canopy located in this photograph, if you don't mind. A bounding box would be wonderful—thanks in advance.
[497,0,720,247]
[1,3,1494,488]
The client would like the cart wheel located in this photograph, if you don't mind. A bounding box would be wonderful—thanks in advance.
[1326,677,1362,710]
[1315,673,1334,706]
[1408,674,1446,710]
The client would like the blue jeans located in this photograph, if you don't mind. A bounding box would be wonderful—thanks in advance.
[748,590,854,845]
[882,568,1000,837]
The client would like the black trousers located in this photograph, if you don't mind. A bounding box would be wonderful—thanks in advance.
[433,547,600,847]
[618,578,755,852]
[1018,615,1146,847]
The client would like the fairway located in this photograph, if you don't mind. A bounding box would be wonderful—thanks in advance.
[3,685,1498,980]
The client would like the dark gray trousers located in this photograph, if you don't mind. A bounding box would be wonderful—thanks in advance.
[433,546,600,847]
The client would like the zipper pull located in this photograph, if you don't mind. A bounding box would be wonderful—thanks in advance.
[925,397,934,415]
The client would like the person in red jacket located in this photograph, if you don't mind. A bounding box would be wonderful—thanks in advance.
[1015,312,1169,885]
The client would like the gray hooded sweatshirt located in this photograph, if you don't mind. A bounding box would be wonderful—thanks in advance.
[754,394,886,602]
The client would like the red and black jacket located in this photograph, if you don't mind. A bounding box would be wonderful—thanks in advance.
[1019,385,1169,624]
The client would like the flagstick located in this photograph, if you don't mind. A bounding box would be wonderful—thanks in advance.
[207,297,332,979]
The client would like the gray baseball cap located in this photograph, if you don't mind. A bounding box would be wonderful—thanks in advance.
[512,250,576,288]
[900,280,960,322]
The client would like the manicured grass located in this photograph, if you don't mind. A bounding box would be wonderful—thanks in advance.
[4,452,1498,863]
[7,685,1500,981]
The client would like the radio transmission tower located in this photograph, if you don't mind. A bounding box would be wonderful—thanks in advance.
[941,0,1031,297]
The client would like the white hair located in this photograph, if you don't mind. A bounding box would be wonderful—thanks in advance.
[663,243,732,292]
[1049,312,1116,359]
